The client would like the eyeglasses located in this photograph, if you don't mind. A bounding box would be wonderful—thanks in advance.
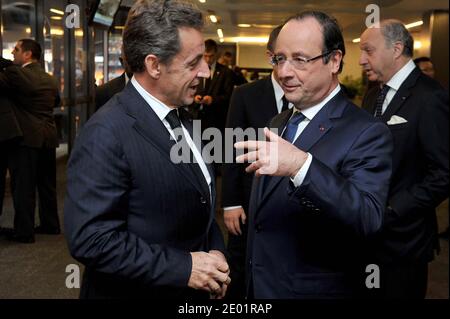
[270,50,335,70]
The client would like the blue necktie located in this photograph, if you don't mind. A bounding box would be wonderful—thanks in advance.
[374,85,390,118]
[282,111,306,143]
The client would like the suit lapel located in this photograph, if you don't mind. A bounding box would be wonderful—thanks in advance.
[119,83,211,201]
[381,68,421,123]
[257,91,346,210]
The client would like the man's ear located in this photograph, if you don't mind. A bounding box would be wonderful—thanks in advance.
[330,50,343,74]
[392,41,404,59]
[144,54,161,79]
[23,50,33,61]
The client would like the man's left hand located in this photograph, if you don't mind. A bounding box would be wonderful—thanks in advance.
[235,127,308,177]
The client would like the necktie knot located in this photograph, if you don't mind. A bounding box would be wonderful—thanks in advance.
[165,109,181,130]
[282,110,306,143]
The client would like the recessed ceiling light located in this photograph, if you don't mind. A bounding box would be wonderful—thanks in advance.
[209,15,218,23]
[238,24,251,28]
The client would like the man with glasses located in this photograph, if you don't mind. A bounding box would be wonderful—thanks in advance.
[234,11,393,298]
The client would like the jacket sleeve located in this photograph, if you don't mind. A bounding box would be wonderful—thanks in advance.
[290,121,393,237]
[390,88,449,219]
[64,123,192,289]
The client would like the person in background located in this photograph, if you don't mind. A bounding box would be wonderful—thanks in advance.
[0,39,60,243]
[413,56,435,79]
[360,20,449,298]
[221,24,289,299]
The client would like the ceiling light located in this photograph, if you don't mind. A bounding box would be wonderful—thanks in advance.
[217,28,224,38]
[414,41,422,49]
[198,0,206,3]
[50,16,62,20]
[238,24,251,28]
[405,20,423,29]
[50,8,64,15]
[209,15,218,23]
[226,36,269,44]
[219,38,224,43]
[352,38,360,43]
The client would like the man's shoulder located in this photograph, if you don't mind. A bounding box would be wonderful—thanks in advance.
[234,77,270,95]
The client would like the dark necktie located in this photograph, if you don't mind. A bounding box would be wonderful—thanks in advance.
[374,84,390,118]
[281,95,290,112]
[165,109,209,191]
[282,110,306,143]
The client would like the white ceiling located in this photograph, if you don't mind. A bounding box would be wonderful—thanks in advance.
[120,0,449,42]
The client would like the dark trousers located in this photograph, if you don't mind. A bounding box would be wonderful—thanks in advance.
[8,145,59,237]
[0,143,7,216]
[37,147,59,231]
[225,221,248,299]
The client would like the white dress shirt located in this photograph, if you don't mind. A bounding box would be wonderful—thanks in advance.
[291,84,341,187]
[130,77,212,195]
[380,59,416,115]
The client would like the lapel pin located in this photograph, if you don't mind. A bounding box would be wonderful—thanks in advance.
[319,125,325,132]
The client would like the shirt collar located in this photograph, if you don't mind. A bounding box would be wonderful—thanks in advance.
[386,59,416,91]
[298,84,341,121]
[130,76,174,122]
[22,62,33,68]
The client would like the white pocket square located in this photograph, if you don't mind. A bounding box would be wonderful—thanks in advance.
[387,115,408,125]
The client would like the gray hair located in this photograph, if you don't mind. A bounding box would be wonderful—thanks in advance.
[123,0,204,73]
[380,20,414,57]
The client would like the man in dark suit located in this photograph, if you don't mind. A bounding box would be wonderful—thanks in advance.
[235,11,393,299]
[95,56,133,111]
[64,0,230,299]
[0,95,22,219]
[359,20,449,299]
[1,57,22,220]
[221,25,289,298]
[193,39,234,133]
[0,39,60,243]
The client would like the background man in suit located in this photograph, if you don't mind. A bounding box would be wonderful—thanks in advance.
[95,55,133,111]
[0,57,22,222]
[64,0,230,299]
[194,39,234,134]
[413,56,435,79]
[360,20,449,299]
[235,11,393,299]
[221,24,290,299]
[0,39,60,243]
[0,95,22,221]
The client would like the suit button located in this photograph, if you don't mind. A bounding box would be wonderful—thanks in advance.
[200,197,207,204]
[255,224,261,233]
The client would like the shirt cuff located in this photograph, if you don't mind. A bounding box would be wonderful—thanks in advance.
[290,153,313,187]
[223,206,242,211]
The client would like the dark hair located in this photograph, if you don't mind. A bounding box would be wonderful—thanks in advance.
[222,51,232,58]
[284,11,346,73]
[380,20,413,58]
[267,24,283,52]
[413,56,432,65]
[18,38,42,60]
[205,39,218,53]
[123,0,204,73]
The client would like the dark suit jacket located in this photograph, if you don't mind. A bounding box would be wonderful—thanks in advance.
[362,67,449,264]
[196,62,234,132]
[246,91,393,298]
[0,62,59,148]
[0,95,22,142]
[64,82,225,299]
[222,76,279,211]
[95,73,126,111]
